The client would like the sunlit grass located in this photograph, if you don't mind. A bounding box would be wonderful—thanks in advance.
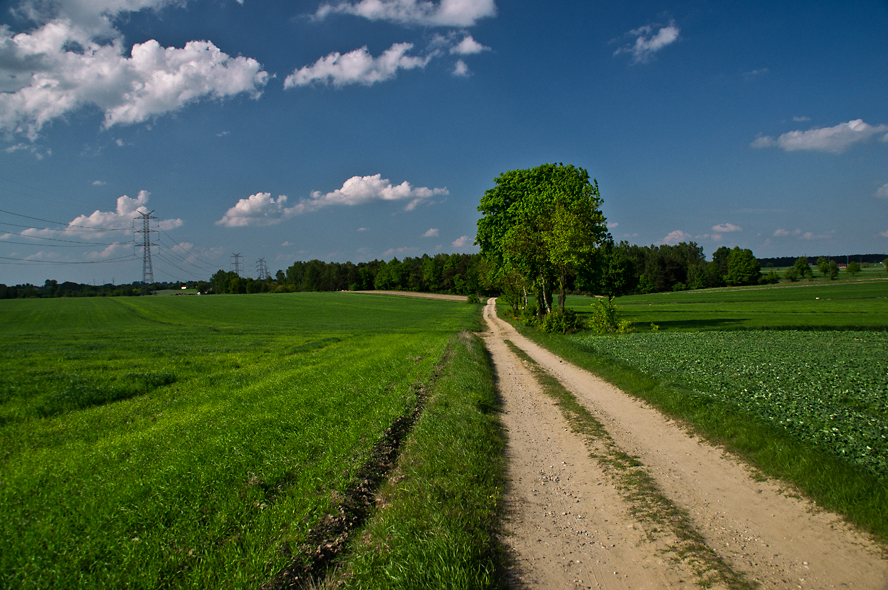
[0,293,480,588]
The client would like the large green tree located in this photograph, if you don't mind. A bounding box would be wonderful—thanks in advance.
[725,247,761,285]
[476,163,607,312]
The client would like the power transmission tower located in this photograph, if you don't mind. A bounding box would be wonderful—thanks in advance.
[257,258,268,280]
[231,253,243,276]
[135,210,156,288]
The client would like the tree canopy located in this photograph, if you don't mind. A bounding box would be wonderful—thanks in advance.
[476,163,607,312]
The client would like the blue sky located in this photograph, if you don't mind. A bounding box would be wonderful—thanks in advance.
[2,0,887,286]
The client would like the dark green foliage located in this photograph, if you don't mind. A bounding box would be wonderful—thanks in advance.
[589,296,633,334]
[846,261,861,276]
[726,247,761,285]
[476,163,608,312]
[817,256,830,277]
[540,307,584,334]
[829,260,840,280]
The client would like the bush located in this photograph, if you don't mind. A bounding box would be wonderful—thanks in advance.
[521,301,541,326]
[540,308,584,334]
[590,297,633,334]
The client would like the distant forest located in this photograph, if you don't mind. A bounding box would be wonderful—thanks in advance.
[2,244,886,299]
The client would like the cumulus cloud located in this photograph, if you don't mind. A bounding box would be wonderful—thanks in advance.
[422,228,439,237]
[2,190,181,245]
[284,42,429,88]
[712,223,741,233]
[450,35,490,55]
[614,20,680,64]
[881,229,888,238]
[0,4,268,139]
[659,229,691,245]
[315,0,497,27]
[751,119,888,154]
[305,174,447,211]
[217,175,448,227]
[216,192,295,228]
[452,235,470,247]
[876,183,888,198]
[773,228,799,237]
[452,59,469,76]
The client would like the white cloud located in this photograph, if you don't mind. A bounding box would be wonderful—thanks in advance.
[422,228,439,237]
[876,183,888,198]
[284,42,429,88]
[712,223,742,233]
[450,35,489,55]
[315,0,497,27]
[614,20,680,64]
[751,119,888,154]
[793,116,811,122]
[452,235,470,247]
[217,175,448,227]
[84,241,129,260]
[92,180,106,185]
[452,59,469,76]
[305,174,447,211]
[216,192,294,228]
[881,229,888,238]
[8,190,181,243]
[357,227,369,231]
[801,231,833,240]
[0,11,268,139]
[659,229,691,245]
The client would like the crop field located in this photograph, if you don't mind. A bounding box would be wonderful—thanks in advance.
[573,330,888,479]
[0,293,483,588]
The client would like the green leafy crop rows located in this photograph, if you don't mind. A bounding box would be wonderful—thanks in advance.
[575,330,888,479]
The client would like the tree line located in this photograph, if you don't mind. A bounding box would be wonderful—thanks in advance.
[7,245,883,301]
[208,253,486,295]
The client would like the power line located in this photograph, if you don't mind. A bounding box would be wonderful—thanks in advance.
[0,227,124,246]
[231,252,242,276]
[0,254,137,264]
[0,209,131,232]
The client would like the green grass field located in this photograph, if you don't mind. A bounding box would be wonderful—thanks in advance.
[504,279,888,539]
[596,279,888,331]
[0,294,502,588]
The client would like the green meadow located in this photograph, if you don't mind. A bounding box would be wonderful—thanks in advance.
[615,279,888,331]
[0,294,502,588]
[505,279,888,539]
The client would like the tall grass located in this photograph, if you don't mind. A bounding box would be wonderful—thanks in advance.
[0,293,481,588]
[333,332,507,589]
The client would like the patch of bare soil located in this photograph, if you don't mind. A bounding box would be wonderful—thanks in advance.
[481,298,888,590]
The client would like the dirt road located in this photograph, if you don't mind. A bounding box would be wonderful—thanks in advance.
[480,298,887,589]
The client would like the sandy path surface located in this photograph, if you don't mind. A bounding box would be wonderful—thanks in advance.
[481,298,888,589]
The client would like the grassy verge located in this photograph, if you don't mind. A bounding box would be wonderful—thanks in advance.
[503,341,753,589]
[329,331,507,589]
[497,301,888,543]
